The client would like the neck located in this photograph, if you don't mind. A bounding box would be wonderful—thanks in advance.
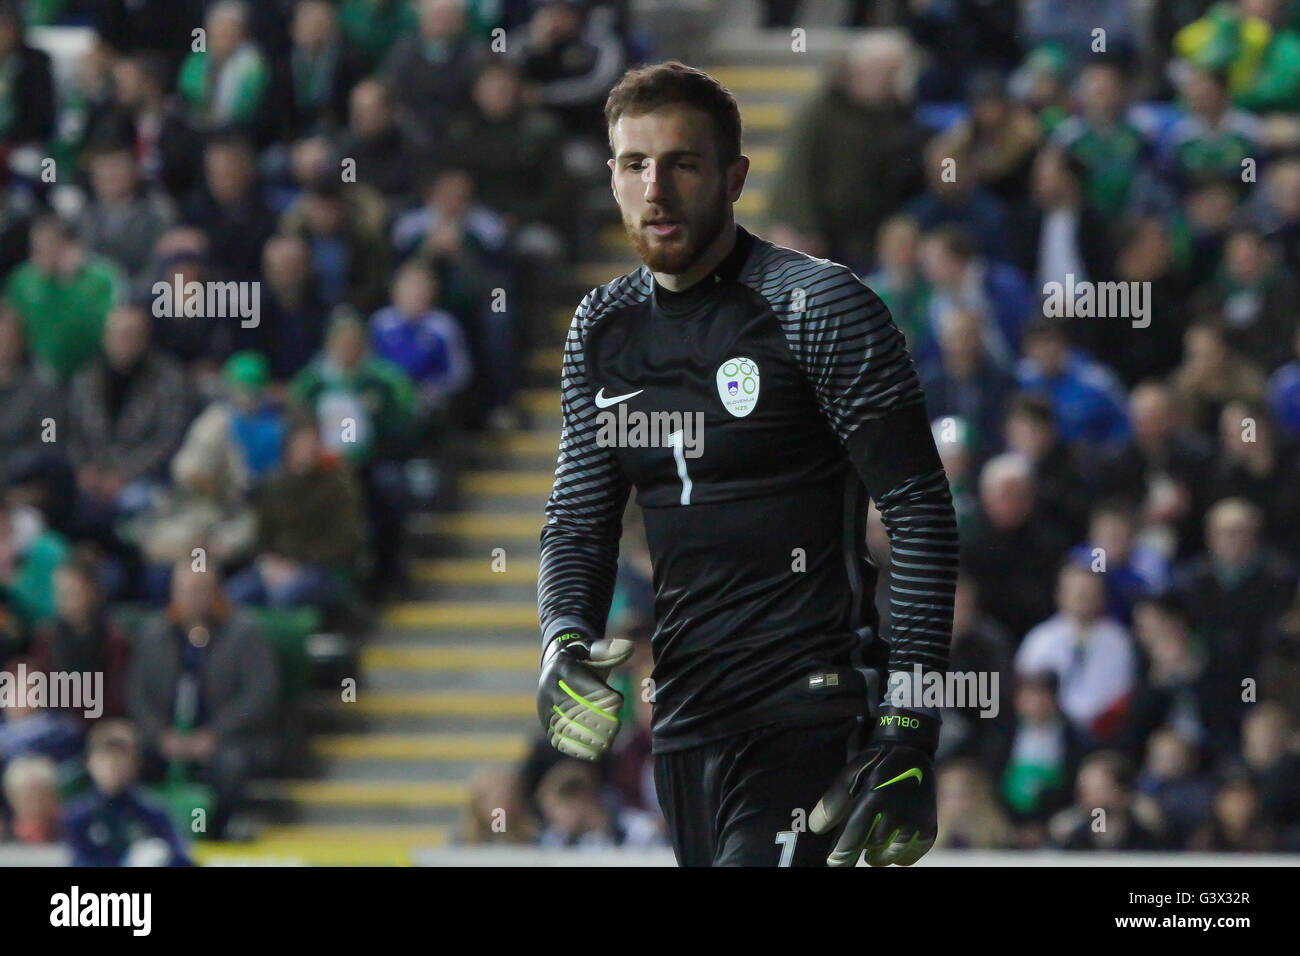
[652,219,737,292]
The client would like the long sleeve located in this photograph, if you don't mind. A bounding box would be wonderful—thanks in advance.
[782,267,960,676]
[537,291,631,649]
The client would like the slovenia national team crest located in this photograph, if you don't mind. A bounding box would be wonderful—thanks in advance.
[716,357,759,417]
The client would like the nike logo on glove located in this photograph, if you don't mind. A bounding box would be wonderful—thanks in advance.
[874,767,924,790]
[594,387,644,408]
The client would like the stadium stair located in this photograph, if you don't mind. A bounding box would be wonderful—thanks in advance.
[196,53,833,866]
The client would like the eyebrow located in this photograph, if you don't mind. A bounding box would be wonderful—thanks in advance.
[614,149,705,163]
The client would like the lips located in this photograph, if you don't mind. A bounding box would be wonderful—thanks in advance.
[646,220,681,237]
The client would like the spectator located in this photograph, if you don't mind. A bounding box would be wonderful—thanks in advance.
[1073,498,1170,628]
[128,560,279,839]
[459,766,538,845]
[1107,216,1195,386]
[534,759,662,850]
[1122,593,1228,765]
[1002,393,1093,544]
[865,215,931,356]
[921,308,1017,465]
[1240,702,1300,845]
[1174,498,1295,748]
[907,138,1013,265]
[1269,320,1300,438]
[226,413,365,610]
[63,719,192,866]
[1008,145,1114,306]
[1095,381,1215,559]
[90,52,203,199]
[1207,399,1300,557]
[937,572,1014,767]
[1016,318,1132,449]
[290,312,414,594]
[511,0,626,144]
[918,226,1035,369]
[68,304,191,532]
[939,70,1042,206]
[391,165,518,427]
[1136,727,1214,847]
[337,78,435,207]
[0,503,69,635]
[78,138,178,284]
[279,173,391,314]
[382,0,485,139]
[934,759,1014,850]
[339,0,418,70]
[26,559,131,721]
[1170,316,1268,436]
[1015,561,1137,744]
[130,352,278,595]
[767,30,927,271]
[0,307,74,526]
[1166,67,1260,192]
[181,131,276,281]
[3,215,124,382]
[270,0,368,141]
[369,260,473,418]
[441,59,574,247]
[1202,223,1300,373]
[1189,770,1277,852]
[1052,60,1151,218]
[998,671,1082,827]
[176,1,271,132]
[1,754,60,844]
[0,0,54,149]
[962,453,1069,640]
[1174,0,1300,113]
[1050,750,1163,850]
[256,234,329,381]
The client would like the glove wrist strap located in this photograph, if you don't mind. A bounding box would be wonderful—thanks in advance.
[541,629,591,666]
[874,706,940,754]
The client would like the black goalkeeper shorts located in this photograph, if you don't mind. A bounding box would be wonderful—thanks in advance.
[653,715,864,866]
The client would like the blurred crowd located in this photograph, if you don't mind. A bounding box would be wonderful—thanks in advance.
[466,2,1300,854]
[0,0,641,858]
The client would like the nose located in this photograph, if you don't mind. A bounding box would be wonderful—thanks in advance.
[641,159,666,204]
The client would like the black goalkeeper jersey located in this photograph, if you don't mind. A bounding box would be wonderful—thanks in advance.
[538,224,959,753]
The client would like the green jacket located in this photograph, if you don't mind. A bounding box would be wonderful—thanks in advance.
[177,44,270,127]
[290,356,416,463]
[3,256,123,380]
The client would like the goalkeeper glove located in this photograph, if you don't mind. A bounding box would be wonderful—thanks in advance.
[537,631,635,761]
[809,706,939,867]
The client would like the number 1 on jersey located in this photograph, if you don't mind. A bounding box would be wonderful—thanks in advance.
[667,429,692,505]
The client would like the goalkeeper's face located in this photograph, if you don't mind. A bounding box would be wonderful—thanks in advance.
[608,107,742,275]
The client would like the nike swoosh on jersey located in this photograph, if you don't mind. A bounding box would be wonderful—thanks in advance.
[594,387,645,408]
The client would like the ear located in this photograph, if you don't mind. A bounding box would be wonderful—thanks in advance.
[726,154,750,203]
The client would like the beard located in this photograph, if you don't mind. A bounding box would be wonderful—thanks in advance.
[622,185,730,275]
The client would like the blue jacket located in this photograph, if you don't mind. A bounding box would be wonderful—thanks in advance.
[369,306,472,397]
[63,786,192,866]
[1017,351,1131,447]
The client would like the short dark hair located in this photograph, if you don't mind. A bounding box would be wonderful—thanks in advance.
[604,61,742,168]
[1005,392,1056,428]
[925,224,978,262]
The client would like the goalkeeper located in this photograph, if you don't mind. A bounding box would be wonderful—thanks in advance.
[537,62,959,867]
